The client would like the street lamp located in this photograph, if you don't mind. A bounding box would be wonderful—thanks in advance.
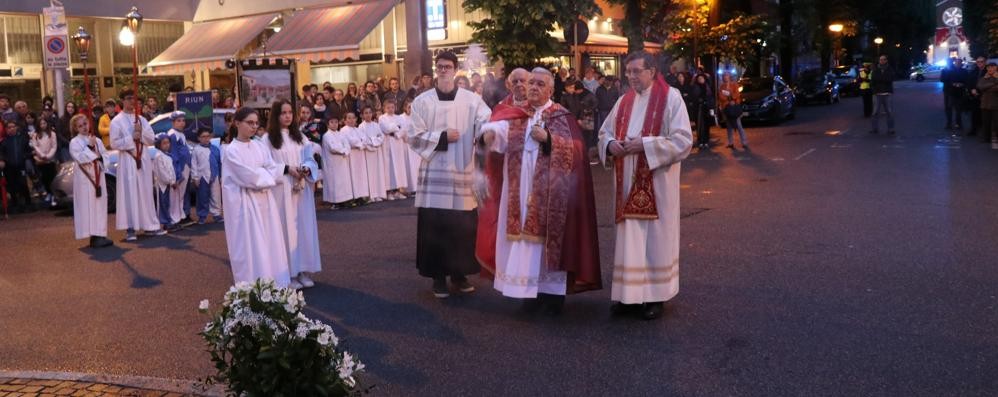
[120,6,143,126]
[874,37,883,55]
[71,26,93,133]
[828,24,844,68]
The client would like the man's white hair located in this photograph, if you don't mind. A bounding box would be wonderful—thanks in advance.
[508,67,530,81]
[531,67,554,84]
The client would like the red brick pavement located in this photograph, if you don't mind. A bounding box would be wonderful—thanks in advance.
[0,378,197,397]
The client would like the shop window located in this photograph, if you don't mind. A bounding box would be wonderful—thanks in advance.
[590,56,618,77]
[4,15,42,64]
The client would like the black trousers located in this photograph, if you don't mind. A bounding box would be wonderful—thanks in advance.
[37,162,57,195]
[5,167,31,210]
[982,108,998,143]
[944,93,965,128]
[416,207,479,279]
[861,90,873,117]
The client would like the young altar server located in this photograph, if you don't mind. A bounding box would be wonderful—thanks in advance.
[400,100,419,195]
[378,100,409,199]
[263,99,322,290]
[110,89,163,240]
[341,112,370,205]
[358,106,388,201]
[222,107,291,287]
[68,114,113,248]
[191,127,223,224]
[165,111,192,226]
[152,134,177,231]
[320,116,354,208]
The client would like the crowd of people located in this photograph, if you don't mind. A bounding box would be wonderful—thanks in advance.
[939,56,998,148]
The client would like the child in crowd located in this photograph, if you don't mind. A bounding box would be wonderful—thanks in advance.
[191,127,223,224]
[153,134,177,232]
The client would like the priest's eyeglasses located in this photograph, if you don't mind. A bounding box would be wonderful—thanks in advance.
[625,68,650,77]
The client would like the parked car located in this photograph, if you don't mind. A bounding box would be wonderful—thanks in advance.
[795,71,840,105]
[738,75,796,123]
[830,66,860,96]
[910,65,943,82]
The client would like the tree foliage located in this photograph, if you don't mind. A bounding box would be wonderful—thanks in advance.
[462,0,601,69]
[663,4,776,68]
[604,0,677,52]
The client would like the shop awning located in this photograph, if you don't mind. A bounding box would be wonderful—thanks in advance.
[148,14,277,74]
[253,0,397,63]
[553,31,661,55]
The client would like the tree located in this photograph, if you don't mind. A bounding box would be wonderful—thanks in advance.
[663,5,776,72]
[462,0,601,69]
[965,0,998,56]
[604,0,677,53]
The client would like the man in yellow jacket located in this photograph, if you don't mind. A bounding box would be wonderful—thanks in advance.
[97,99,117,148]
[858,63,873,117]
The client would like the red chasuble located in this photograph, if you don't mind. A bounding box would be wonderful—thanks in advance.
[475,98,602,293]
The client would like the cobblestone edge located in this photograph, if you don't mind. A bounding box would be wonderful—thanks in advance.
[0,370,225,396]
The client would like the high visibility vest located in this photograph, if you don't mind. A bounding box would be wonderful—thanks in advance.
[859,69,871,90]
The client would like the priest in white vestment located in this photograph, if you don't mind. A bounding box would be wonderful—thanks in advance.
[109,89,163,241]
[68,114,113,248]
[598,52,693,320]
[409,51,492,298]
[320,117,354,207]
[263,100,322,290]
[222,108,291,288]
[480,68,602,315]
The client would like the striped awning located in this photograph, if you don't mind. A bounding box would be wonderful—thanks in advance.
[252,0,397,63]
[553,31,662,55]
[148,14,277,74]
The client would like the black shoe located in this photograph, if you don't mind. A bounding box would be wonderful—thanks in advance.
[432,278,449,299]
[180,217,196,227]
[610,302,639,316]
[641,302,665,320]
[539,294,564,316]
[89,236,114,248]
[520,298,542,314]
[452,278,475,293]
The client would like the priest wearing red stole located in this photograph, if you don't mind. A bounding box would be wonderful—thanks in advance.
[598,51,693,320]
[480,67,602,315]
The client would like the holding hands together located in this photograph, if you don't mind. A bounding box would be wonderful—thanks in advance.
[446,128,461,142]
[530,125,549,143]
[608,138,644,157]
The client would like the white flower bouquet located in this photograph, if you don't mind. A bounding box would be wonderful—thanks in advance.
[199,279,365,396]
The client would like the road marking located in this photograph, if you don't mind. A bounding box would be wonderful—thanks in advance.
[831,143,852,149]
[934,145,961,149]
[770,157,785,161]
[794,148,816,160]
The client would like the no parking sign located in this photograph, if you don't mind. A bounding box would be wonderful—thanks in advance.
[42,5,69,69]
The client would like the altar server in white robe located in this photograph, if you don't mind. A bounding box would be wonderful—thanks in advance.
[222,107,291,288]
[263,99,322,290]
[68,114,113,248]
[110,89,163,241]
[409,51,492,298]
[400,101,419,195]
[164,112,192,226]
[320,116,354,207]
[358,106,389,201]
[598,51,693,320]
[378,100,410,198]
[341,112,370,203]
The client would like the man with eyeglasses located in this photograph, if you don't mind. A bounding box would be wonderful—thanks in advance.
[478,67,602,315]
[409,51,493,299]
[110,89,164,241]
[598,51,693,320]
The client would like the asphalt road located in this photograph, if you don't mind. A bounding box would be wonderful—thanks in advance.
[1,80,996,396]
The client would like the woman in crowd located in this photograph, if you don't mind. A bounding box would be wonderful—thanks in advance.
[456,76,471,91]
[31,117,59,207]
[57,101,77,161]
[263,99,322,290]
[718,72,748,150]
[689,73,715,150]
[345,83,359,115]
[312,94,329,126]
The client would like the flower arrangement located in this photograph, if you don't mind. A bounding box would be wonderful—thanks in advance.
[199,279,364,396]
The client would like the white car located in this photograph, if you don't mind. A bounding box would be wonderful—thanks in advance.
[910,65,943,82]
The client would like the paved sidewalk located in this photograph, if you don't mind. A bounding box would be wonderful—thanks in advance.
[0,372,223,397]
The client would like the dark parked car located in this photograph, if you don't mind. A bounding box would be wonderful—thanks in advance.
[738,75,796,123]
[830,66,860,96]
[795,71,840,105]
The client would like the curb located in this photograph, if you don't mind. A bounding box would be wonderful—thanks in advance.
[0,370,225,396]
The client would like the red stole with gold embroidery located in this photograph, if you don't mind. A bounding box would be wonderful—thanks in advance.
[613,77,669,223]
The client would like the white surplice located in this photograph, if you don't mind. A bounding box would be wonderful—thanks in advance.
[343,126,370,199]
[222,139,291,288]
[110,111,159,231]
[320,130,354,203]
[69,135,108,239]
[597,86,693,304]
[358,121,389,200]
[482,100,567,298]
[378,114,410,190]
[152,149,176,221]
[399,114,420,193]
[409,88,492,210]
[263,130,322,276]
